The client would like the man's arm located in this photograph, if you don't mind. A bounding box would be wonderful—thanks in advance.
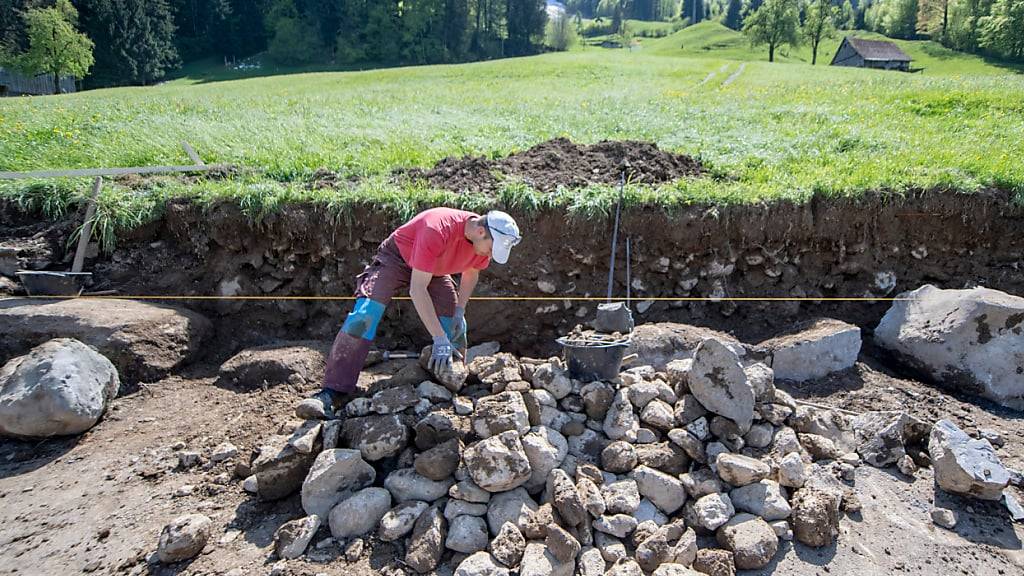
[457,268,480,309]
[410,269,446,338]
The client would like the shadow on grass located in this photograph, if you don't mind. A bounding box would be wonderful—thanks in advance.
[919,43,1024,74]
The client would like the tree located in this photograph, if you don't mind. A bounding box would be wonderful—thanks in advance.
[6,0,94,93]
[79,0,180,87]
[917,0,951,40]
[268,15,325,64]
[506,0,547,56]
[865,0,919,39]
[979,0,1024,59]
[837,0,856,29]
[742,0,800,62]
[803,0,836,64]
[724,0,743,29]
[546,11,577,50]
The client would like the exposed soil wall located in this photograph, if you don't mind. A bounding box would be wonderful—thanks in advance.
[2,189,1023,363]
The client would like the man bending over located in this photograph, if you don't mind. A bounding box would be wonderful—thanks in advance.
[296,207,521,419]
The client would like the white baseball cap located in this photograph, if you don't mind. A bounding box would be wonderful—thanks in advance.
[486,210,521,264]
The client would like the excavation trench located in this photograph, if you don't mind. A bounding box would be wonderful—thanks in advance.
[2,186,1022,368]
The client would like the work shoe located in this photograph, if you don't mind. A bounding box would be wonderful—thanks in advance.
[295,388,343,420]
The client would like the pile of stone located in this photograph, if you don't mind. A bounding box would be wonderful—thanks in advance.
[228,335,1012,575]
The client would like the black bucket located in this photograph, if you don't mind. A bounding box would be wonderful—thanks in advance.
[556,337,631,383]
[15,271,91,297]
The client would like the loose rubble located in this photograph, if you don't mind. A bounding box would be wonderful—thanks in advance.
[222,327,1012,575]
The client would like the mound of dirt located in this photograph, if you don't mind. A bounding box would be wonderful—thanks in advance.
[402,138,704,193]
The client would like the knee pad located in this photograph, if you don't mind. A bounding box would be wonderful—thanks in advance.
[342,298,386,340]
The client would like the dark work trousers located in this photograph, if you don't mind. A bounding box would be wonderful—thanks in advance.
[323,237,464,393]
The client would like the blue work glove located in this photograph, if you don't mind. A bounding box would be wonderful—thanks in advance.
[452,306,468,348]
[429,335,460,372]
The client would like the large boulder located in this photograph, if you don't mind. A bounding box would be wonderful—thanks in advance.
[874,285,1024,409]
[627,323,745,370]
[0,298,211,381]
[218,341,328,388]
[755,319,861,382]
[0,339,119,438]
[464,430,533,492]
[688,339,754,433]
[301,449,376,518]
[928,419,1010,500]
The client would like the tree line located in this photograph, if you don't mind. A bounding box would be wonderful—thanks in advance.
[1,0,551,89]
[730,0,1023,63]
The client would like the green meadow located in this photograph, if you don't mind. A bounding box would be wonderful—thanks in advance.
[1,20,1022,248]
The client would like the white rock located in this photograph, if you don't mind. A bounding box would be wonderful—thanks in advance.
[688,339,754,433]
[301,449,376,518]
[928,419,1010,500]
[328,487,391,538]
[716,453,770,486]
[447,515,489,553]
[603,389,640,441]
[275,515,321,559]
[640,400,676,431]
[593,514,638,538]
[455,551,510,576]
[0,339,119,438]
[211,442,239,462]
[384,468,454,502]
[778,452,807,488]
[632,465,687,514]
[694,493,735,531]
[521,426,568,490]
[464,431,533,492]
[875,285,1024,409]
[931,507,957,529]
[533,363,573,400]
[417,381,453,403]
[602,479,641,515]
[730,480,792,521]
[520,541,573,576]
[757,319,861,382]
[157,514,212,563]
[379,501,429,541]
[486,488,538,535]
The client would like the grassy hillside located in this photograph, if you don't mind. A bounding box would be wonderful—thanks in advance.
[645,20,1024,76]
[1,40,1022,245]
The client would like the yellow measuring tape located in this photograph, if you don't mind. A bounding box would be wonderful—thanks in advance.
[4,295,911,302]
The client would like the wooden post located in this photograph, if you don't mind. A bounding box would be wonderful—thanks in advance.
[71,176,103,274]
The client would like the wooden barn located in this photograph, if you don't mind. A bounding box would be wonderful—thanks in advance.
[830,37,912,71]
[0,68,76,96]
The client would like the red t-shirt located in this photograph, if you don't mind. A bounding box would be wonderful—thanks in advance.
[392,208,491,275]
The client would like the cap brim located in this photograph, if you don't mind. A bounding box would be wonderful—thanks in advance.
[492,237,513,264]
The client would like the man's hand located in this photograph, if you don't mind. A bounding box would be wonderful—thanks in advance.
[429,335,462,372]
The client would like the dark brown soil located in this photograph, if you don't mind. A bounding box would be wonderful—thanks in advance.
[3,187,1023,365]
[400,138,704,193]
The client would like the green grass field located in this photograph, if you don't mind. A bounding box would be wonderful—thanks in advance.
[1,21,1023,248]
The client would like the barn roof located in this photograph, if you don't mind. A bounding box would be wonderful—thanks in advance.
[845,37,911,62]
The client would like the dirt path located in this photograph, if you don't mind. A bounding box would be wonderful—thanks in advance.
[2,349,1021,576]
[722,63,746,87]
